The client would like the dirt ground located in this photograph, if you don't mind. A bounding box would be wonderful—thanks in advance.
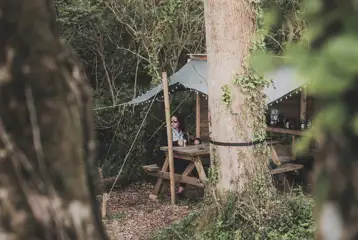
[101,167,313,240]
[103,182,200,240]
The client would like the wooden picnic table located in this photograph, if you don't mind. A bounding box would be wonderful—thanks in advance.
[143,139,314,196]
[143,144,210,198]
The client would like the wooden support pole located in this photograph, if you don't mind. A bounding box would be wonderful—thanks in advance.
[196,93,201,138]
[300,88,307,123]
[97,168,107,218]
[162,72,176,205]
[292,135,296,160]
[295,88,307,159]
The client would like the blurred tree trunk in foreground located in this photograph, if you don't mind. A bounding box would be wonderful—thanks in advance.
[0,0,107,239]
[303,0,358,239]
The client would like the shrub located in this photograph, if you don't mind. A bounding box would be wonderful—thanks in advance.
[151,179,315,240]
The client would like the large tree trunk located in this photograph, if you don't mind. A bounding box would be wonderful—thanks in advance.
[204,0,261,192]
[0,0,107,239]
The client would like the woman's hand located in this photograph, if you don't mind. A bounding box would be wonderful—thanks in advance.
[178,139,184,146]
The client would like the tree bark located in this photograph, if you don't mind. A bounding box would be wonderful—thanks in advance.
[204,0,259,192]
[0,0,107,239]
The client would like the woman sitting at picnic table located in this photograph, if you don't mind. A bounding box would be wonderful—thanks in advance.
[170,113,201,195]
[171,113,201,147]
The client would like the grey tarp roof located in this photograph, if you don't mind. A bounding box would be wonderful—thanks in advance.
[125,59,306,105]
[263,66,306,104]
[125,59,207,105]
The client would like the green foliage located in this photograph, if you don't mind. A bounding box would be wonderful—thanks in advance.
[151,211,201,240]
[57,0,204,178]
[208,146,219,185]
[233,68,270,142]
[276,2,358,231]
[232,1,272,143]
[104,0,205,83]
[261,0,308,53]
[152,179,315,240]
[268,0,358,153]
[221,85,232,106]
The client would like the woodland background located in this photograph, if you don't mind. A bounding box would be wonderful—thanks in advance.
[0,0,330,239]
[58,0,305,180]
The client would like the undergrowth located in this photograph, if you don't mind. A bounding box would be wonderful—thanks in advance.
[151,179,315,240]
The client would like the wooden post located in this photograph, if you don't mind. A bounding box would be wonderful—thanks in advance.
[196,93,201,138]
[162,72,176,205]
[300,88,307,122]
[292,135,296,160]
[98,168,107,218]
[295,88,307,159]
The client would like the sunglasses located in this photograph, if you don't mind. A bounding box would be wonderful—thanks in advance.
[171,120,178,123]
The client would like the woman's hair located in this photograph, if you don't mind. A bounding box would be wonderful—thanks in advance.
[171,113,185,132]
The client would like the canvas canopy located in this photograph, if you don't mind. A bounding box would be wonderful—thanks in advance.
[263,66,306,104]
[124,59,207,105]
[124,59,307,105]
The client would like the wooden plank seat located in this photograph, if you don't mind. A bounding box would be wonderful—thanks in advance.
[268,143,305,192]
[269,141,304,174]
[270,163,304,192]
[270,163,304,175]
[142,164,160,172]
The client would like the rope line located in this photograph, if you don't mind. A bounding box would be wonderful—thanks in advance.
[107,85,161,198]
[101,105,126,171]
[94,102,127,111]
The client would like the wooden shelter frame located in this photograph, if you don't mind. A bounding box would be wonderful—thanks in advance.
[142,53,319,202]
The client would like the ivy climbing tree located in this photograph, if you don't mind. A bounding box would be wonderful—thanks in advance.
[204,0,270,193]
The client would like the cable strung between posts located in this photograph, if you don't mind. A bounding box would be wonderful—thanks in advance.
[209,138,266,146]
[93,102,127,111]
[107,85,161,198]
[101,105,127,171]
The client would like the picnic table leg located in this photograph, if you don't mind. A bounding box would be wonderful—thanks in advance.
[97,167,107,218]
[283,175,291,192]
[270,146,281,166]
[194,157,207,181]
[279,173,291,192]
[291,136,296,160]
[172,162,196,195]
[152,156,169,197]
[182,162,195,177]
